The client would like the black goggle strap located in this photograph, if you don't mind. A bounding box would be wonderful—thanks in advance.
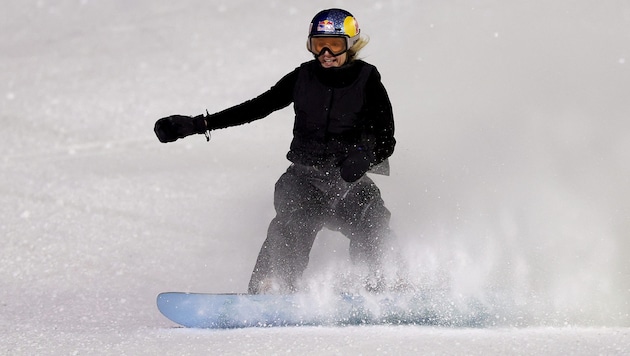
[313,46,347,57]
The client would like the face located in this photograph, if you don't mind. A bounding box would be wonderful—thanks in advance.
[309,36,349,68]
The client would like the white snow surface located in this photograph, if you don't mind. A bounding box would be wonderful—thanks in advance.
[2,0,630,354]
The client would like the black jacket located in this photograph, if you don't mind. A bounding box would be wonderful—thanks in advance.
[206,60,395,167]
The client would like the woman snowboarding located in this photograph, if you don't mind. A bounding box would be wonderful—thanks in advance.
[155,8,399,294]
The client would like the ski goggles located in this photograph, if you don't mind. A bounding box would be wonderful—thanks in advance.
[307,36,354,56]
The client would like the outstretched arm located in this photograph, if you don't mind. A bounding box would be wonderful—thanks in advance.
[154,68,299,143]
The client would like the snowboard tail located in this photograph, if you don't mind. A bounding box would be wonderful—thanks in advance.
[157,292,308,328]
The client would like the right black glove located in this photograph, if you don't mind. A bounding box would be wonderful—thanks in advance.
[340,148,373,183]
[154,114,207,143]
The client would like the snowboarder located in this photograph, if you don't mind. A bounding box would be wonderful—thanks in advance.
[154,8,398,294]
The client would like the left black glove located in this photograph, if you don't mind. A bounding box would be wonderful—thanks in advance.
[340,148,373,183]
[154,114,207,143]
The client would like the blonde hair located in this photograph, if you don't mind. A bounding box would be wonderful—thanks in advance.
[347,36,370,62]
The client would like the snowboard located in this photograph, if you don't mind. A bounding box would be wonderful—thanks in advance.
[157,292,368,328]
[157,291,488,329]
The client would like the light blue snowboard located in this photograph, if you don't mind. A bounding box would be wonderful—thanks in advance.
[156,292,368,328]
[157,291,488,328]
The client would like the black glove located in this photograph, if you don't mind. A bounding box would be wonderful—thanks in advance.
[154,114,207,143]
[340,148,373,183]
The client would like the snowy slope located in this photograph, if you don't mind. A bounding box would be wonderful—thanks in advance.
[1,0,629,354]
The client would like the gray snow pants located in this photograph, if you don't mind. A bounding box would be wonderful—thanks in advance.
[248,163,392,294]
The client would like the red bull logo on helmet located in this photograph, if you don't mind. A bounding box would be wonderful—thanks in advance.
[317,19,335,33]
